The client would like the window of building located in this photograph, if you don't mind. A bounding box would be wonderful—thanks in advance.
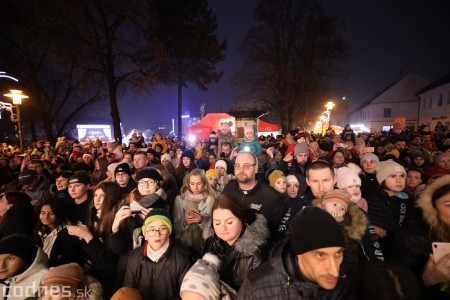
[429,97,432,108]
[438,94,443,106]
[384,108,391,118]
[422,98,426,110]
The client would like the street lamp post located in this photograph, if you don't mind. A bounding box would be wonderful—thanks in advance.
[320,115,326,135]
[4,90,29,151]
[325,101,335,127]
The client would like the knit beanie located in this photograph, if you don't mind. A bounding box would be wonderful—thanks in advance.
[135,168,163,182]
[0,234,37,268]
[286,175,300,185]
[181,149,195,162]
[180,253,221,300]
[111,287,142,300]
[290,207,345,255]
[268,170,286,187]
[114,162,131,176]
[160,153,171,163]
[376,161,406,184]
[294,143,308,157]
[141,208,172,235]
[322,189,351,211]
[205,169,219,180]
[336,167,361,189]
[42,263,83,291]
[214,159,228,171]
[360,153,379,165]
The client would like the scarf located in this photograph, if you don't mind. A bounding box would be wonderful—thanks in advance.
[146,240,170,262]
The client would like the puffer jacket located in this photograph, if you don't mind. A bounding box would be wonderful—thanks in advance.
[204,213,270,291]
[391,175,450,299]
[123,240,191,300]
[237,240,349,300]
[0,247,48,300]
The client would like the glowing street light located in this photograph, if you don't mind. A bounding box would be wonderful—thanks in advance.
[3,90,29,151]
[325,101,335,126]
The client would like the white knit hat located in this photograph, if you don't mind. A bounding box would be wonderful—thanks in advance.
[336,167,361,189]
[360,153,379,165]
[376,161,406,184]
[286,175,300,185]
[215,159,227,171]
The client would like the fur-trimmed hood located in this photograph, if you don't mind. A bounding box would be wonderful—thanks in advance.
[234,213,270,256]
[312,198,368,242]
[417,174,450,230]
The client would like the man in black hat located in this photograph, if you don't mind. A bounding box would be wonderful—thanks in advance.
[238,207,348,299]
[115,162,136,197]
[18,168,51,209]
[66,171,93,225]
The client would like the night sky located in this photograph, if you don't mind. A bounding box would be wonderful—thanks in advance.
[118,0,450,131]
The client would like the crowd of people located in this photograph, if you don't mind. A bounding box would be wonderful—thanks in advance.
[0,120,450,299]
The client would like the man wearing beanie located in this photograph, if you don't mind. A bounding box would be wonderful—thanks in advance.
[278,142,310,180]
[123,208,191,300]
[0,234,48,299]
[238,207,348,299]
[115,162,136,197]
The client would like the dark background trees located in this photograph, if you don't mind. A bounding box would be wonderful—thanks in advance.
[140,0,226,136]
[0,0,225,143]
[235,0,347,132]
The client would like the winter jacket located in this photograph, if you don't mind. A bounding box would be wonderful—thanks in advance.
[204,213,270,291]
[360,173,379,200]
[31,225,87,267]
[366,187,421,258]
[223,180,288,239]
[390,175,450,299]
[0,247,48,300]
[237,240,349,300]
[123,241,191,300]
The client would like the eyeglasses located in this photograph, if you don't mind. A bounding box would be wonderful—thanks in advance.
[234,163,256,171]
[138,180,157,187]
[145,227,169,236]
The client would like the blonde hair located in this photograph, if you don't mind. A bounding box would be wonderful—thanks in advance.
[180,169,217,198]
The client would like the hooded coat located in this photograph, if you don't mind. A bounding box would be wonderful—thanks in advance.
[204,213,270,291]
[390,175,450,299]
[0,247,48,300]
[237,239,349,300]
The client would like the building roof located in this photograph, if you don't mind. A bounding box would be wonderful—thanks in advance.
[416,71,450,95]
[349,72,429,115]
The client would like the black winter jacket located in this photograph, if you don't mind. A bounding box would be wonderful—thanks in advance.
[222,180,287,238]
[238,240,349,300]
[123,241,191,300]
[204,213,270,291]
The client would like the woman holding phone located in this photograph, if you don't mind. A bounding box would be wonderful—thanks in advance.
[391,175,450,299]
[173,169,215,256]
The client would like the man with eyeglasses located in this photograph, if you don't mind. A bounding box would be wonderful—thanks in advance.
[222,151,287,239]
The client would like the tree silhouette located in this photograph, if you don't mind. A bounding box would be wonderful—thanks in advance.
[139,0,226,136]
[236,0,347,132]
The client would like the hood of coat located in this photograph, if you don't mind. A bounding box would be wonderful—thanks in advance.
[234,213,270,257]
[312,199,368,242]
[10,247,48,284]
[417,175,450,230]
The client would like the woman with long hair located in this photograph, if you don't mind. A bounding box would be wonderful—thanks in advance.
[67,181,122,298]
[92,156,108,184]
[203,194,269,292]
[0,191,35,238]
[174,169,215,255]
[31,197,86,267]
